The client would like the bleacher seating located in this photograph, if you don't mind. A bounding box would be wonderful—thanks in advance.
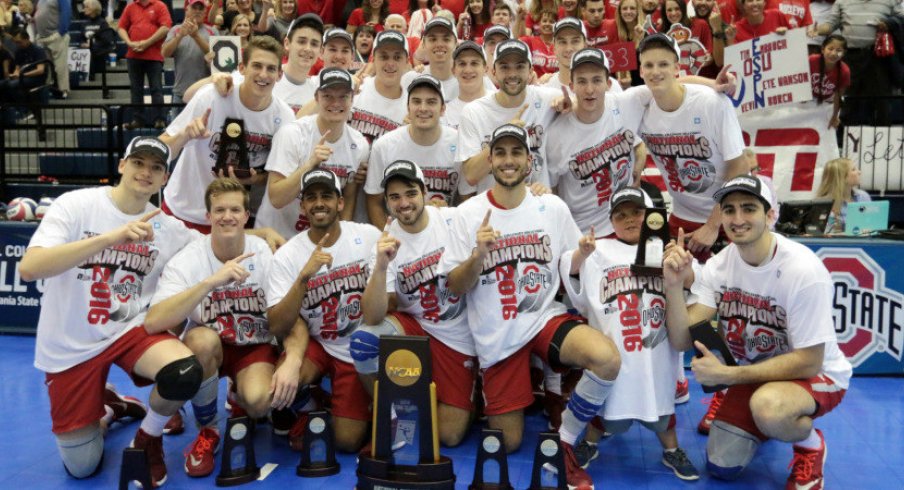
[38,152,111,177]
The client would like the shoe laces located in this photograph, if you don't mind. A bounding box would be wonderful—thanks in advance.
[185,429,217,458]
[788,448,818,481]
[702,391,725,419]
[668,448,691,466]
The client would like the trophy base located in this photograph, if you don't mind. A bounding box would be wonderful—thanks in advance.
[211,165,253,178]
[630,265,664,276]
[357,454,455,489]
[215,467,260,487]
[297,462,340,477]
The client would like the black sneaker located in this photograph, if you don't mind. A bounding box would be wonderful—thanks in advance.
[573,439,599,469]
[662,448,700,481]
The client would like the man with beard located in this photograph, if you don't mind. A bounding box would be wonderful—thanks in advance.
[663,176,851,489]
[267,169,382,452]
[439,124,622,489]
[691,0,731,78]
[351,161,477,447]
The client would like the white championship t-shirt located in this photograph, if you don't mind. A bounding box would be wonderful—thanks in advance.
[456,85,562,192]
[383,206,475,356]
[437,191,581,367]
[561,240,701,421]
[639,84,745,223]
[256,115,370,239]
[273,71,319,112]
[349,77,408,142]
[151,235,274,345]
[366,125,471,203]
[267,221,382,363]
[696,233,853,388]
[164,84,296,224]
[29,187,201,373]
[401,65,497,102]
[440,87,498,130]
[546,90,649,237]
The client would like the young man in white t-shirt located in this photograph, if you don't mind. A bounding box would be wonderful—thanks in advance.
[349,30,410,142]
[401,17,459,101]
[663,176,853,489]
[457,39,565,192]
[145,179,297,478]
[541,17,623,94]
[438,124,622,489]
[19,137,205,488]
[352,161,476,447]
[266,169,382,452]
[560,187,700,481]
[161,36,296,232]
[366,74,468,225]
[443,40,497,130]
[636,33,748,262]
[480,24,511,68]
[256,68,370,240]
[272,13,323,112]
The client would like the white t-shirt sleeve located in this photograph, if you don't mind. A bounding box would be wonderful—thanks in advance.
[167,86,214,137]
[786,280,837,350]
[456,105,484,163]
[266,247,301,308]
[559,204,582,253]
[365,137,387,195]
[695,262,719,309]
[28,192,79,248]
[559,250,590,315]
[436,206,474,276]
[713,94,746,162]
[266,123,308,177]
[150,256,194,306]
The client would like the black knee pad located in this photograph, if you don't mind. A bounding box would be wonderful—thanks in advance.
[155,355,203,401]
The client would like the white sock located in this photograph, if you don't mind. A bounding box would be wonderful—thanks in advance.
[544,365,562,396]
[796,428,822,450]
[559,371,613,446]
[139,408,172,437]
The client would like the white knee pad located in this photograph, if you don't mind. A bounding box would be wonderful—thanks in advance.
[57,426,104,479]
[349,318,404,375]
[706,420,761,480]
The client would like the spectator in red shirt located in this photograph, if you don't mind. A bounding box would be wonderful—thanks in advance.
[297,0,336,25]
[457,0,490,40]
[766,0,812,28]
[607,0,647,87]
[348,0,390,35]
[660,0,713,73]
[519,9,558,76]
[809,34,849,128]
[526,0,564,35]
[641,0,662,27]
[562,0,582,20]
[583,0,609,48]
[692,0,730,78]
[728,0,789,43]
[118,0,172,129]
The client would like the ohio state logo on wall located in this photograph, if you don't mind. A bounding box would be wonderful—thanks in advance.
[817,248,904,367]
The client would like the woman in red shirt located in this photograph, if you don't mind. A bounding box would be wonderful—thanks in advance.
[348,0,390,35]
[728,0,789,44]
[810,34,850,128]
[520,9,559,76]
[605,0,647,87]
[660,0,713,54]
[525,0,564,35]
[456,0,490,40]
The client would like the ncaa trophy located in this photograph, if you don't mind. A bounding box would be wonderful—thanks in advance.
[469,428,513,490]
[528,432,567,490]
[357,336,455,489]
[215,415,260,486]
[296,409,340,476]
[212,118,251,178]
[631,206,670,275]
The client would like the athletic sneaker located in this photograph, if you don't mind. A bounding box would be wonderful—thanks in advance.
[786,429,826,490]
[270,407,297,436]
[184,427,220,477]
[104,384,147,423]
[562,442,594,489]
[130,428,167,488]
[163,407,185,435]
[572,439,599,469]
[288,412,309,452]
[697,390,726,435]
[662,448,700,481]
[675,379,690,404]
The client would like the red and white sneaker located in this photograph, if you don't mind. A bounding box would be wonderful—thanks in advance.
[184,427,221,478]
[786,429,826,490]
[163,407,185,435]
[562,442,595,490]
[104,384,147,423]
[675,379,690,404]
[130,428,167,488]
[697,390,726,435]
[288,412,309,452]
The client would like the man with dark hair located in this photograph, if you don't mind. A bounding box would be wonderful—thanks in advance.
[0,27,47,102]
[118,0,172,129]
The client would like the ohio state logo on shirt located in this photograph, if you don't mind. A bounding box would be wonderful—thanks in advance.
[78,234,159,326]
[716,287,789,362]
[208,130,274,167]
[569,131,635,206]
[349,108,400,141]
[396,248,465,323]
[643,133,716,193]
[600,265,668,352]
[202,285,268,344]
[303,261,369,340]
[480,231,554,320]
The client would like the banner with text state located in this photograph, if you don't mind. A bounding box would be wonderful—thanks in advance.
[724,28,813,115]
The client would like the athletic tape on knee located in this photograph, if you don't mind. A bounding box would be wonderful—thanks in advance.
[155,355,203,401]
[706,420,761,480]
[57,427,104,479]
[349,319,402,374]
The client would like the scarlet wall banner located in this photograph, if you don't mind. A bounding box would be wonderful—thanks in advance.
[724,28,813,114]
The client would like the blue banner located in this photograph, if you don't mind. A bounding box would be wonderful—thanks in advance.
[0,222,42,333]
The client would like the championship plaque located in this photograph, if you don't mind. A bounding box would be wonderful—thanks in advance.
[357,336,455,489]
[631,207,669,276]
[527,432,566,490]
[689,319,738,393]
[469,429,513,490]
[296,410,340,477]
[212,118,252,178]
[216,416,260,486]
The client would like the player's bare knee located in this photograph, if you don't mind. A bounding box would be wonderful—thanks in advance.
[749,389,786,428]
[240,391,271,419]
[439,422,468,447]
[334,427,367,453]
[183,328,222,369]
[588,344,621,381]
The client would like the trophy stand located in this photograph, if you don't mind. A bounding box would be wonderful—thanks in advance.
[527,432,567,490]
[469,429,513,490]
[296,410,340,476]
[212,118,251,178]
[631,207,670,276]
[216,416,260,486]
[357,336,455,489]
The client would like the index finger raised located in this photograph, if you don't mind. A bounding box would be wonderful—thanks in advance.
[318,129,332,145]
[481,209,492,227]
[677,227,686,251]
[235,252,255,263]
[516,104,529,119]
[316,233,330,249]
[139,209,162,222]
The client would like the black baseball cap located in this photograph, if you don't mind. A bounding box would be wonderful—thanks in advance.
[381,160,426,188]
[494,39,532,65]
[407,73,444,100]
[301,168,342,195]
[323,27,353,48]
[318,67,354,91]
[423,17,457,38]
[373,30,409,54]
[483,25,511,43]
[553,17,587,39]
[712,175,774,210]
[638,32,681,60]
[609,187,652,216]
[490,124,529,151]
[125,136,171,166]
[571,47,611,72]
[287,13,324,39]
[453,40,485,61]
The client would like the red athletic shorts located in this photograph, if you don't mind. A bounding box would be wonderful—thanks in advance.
[219,342,278,381]
[393,312,478,411]
[668,215,728,264]
[304,339,371,421]
[44,326,175,434]
[481,313,584,416]
[714,373,847,441]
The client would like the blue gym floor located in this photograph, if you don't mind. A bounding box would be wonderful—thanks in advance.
[1,334,902,489]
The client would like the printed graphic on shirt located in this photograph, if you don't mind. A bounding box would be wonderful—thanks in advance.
[395,247,465,323]
[208,130,276,169]
[642,133,716,194]
[77,234,158,326]
[303,260,370,340]
[479,230,554,320]
[716,287,789,363]
[569,131,636,207]
[599,265,668,352]
[421,166,461,203]
[349,108,401,142]
[203,284,269,345]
